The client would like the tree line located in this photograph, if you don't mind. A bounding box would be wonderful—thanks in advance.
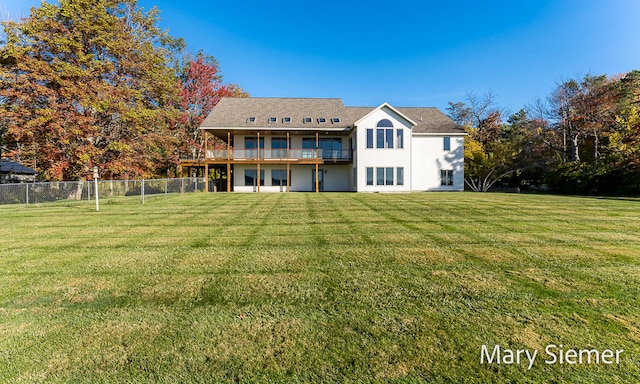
[449,72,640,195]
[0,0,246,181]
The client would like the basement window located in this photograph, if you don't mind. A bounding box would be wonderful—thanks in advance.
[269,117,277,123]
[247,117,256,123]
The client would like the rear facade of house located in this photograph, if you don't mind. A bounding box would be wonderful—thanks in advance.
[180,97,465,192]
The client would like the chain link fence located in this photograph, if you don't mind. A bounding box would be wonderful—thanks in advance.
[0,178,206,206]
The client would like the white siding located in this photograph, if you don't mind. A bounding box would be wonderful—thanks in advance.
[355,106,412,192]
[411,135,464,191]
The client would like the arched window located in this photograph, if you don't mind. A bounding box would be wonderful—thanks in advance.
[377,119,393,127]
[376,119,394,148]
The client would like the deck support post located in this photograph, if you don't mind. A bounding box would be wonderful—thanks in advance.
[287,132,291,192]
[315,132,319,193]
[227,131,231,192]
[204,163,209,193]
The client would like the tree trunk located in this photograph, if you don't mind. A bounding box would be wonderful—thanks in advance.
[570,134,580,162]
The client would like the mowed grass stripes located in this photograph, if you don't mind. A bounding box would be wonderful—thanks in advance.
[0,192,639,383]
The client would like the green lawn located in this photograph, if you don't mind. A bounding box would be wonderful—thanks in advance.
[1,192,639,383]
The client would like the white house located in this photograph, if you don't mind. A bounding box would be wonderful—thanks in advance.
[180,97,465,192]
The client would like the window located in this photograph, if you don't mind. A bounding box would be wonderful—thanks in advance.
[283,117,291,123]
[444,136,451,151]
[377,119,393,127]
[302,138,316,158]
[376,168,385,185]
[320,138,342,159]
[247,117,256,123]
[318,118,327,123]
[245,137,264,149]
[272,137,288,149]
[441,170,453,186]
[304,117,312,123]
[385,167,394,185]
[366,167,374,186]
[385,129,393,148]
[397,167,404,186]
[397,129,404,149]
[271,169,288,187]
[272,137,288,158]
[376,129,384,148]
[366,129,374,148]
[245,137,264,158]
[245,170,265,186]
[268,117,277,123]
[332,117,340,123]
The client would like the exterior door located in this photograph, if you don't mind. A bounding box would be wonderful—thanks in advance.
[312,169,324,192]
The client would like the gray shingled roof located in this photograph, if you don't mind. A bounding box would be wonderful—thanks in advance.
[201,98,351,129]
[396,108,466,134]
[201,97,463,134]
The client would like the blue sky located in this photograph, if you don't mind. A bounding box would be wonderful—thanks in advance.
[2,0,640,114]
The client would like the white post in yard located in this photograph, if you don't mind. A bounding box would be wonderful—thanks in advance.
[25,184,29,206]
[141,179,145,204]
[93,166,99,212]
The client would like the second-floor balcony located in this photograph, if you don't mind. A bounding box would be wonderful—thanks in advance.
[204,148,353,162]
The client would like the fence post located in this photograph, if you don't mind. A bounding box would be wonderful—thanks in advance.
[181,178,184,193]
[25,184,29,206]
[141,179,145,204]
[165,178,168,198]
[87,181,91,203]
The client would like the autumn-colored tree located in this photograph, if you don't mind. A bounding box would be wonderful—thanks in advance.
[0,0,185,180]
[548,75,617,164]
[178,52,247,159]
[450,73,640,194]
[449,92,524,191]
[607,72,640,175]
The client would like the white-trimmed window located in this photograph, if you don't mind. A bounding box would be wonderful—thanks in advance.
[385,129,393,149]
[375,119,394,149]
[367,167,406,186]
[385,167,394,185]
[376,168,385,185]
[397,167,404,186]
[376,129,384,148]
[366,167,374,186]
[397,129,404,149]
[366,129,374,148]
[441,170,453,186]
[444,137,451,151]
